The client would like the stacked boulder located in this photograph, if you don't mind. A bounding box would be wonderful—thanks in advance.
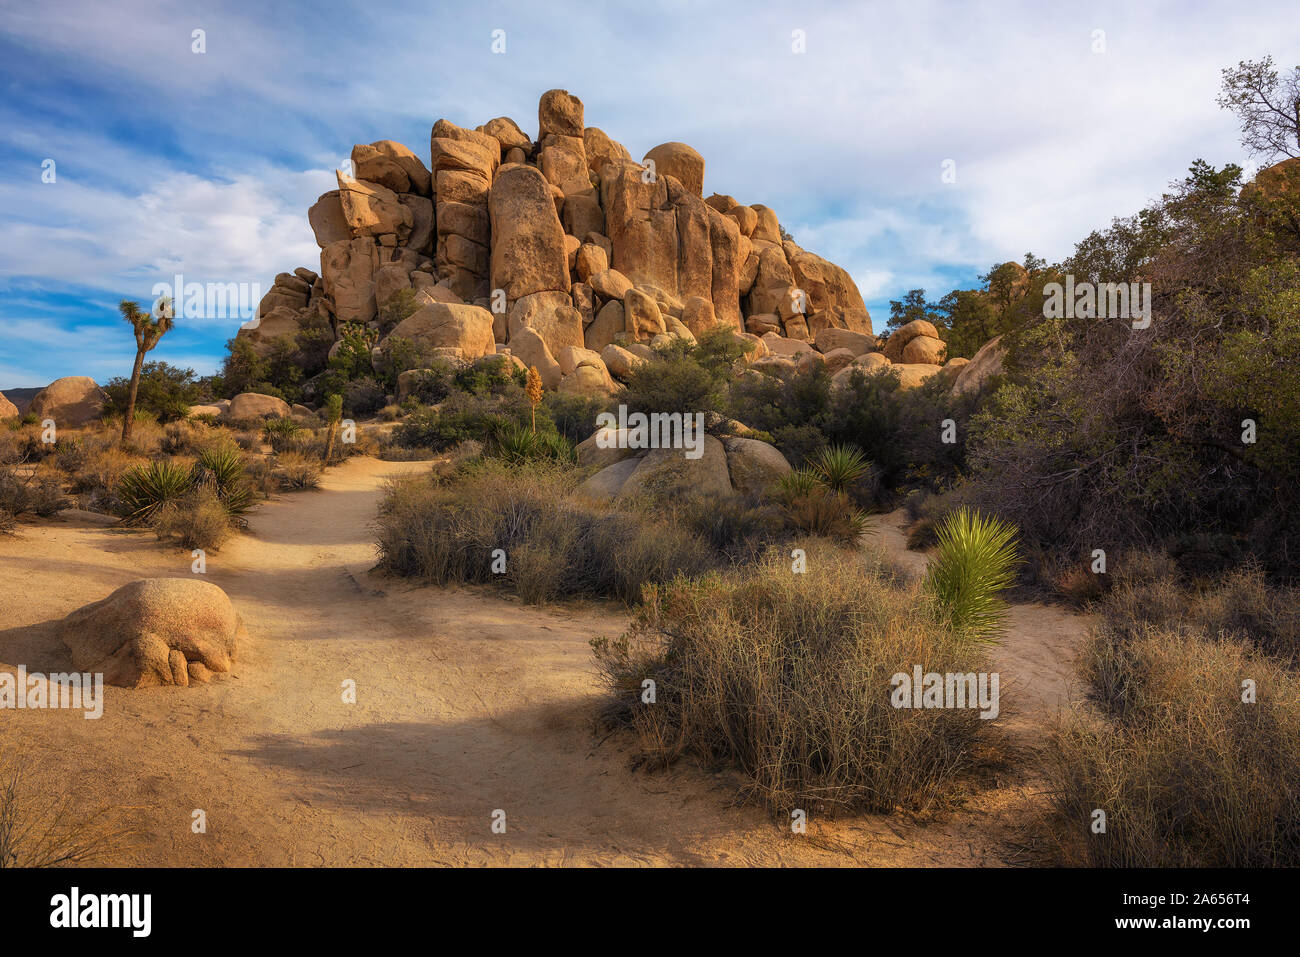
[234,89,885,399]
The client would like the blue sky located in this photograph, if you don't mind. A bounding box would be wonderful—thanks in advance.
[1,0,1296,389]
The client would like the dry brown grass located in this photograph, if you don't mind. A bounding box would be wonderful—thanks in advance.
[376,459,718,604]
[593,546,994,814]
[153,487,234,551]
[1041,563,1300,866]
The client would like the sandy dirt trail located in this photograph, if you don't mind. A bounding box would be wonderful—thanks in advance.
[0,459,1086,866]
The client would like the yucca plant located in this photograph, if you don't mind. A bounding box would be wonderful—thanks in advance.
[262,416,302,452]
[191,446,255,519]
[809,444,871,492]
[494,423,540,463]
[116,460,194,524]
[924,506,1021,643]
[775,467,822,502]
[537,431,576,464]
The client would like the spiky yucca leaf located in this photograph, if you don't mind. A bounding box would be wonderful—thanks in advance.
[117,461,194,524]
[924,506,1021,643]
[809,444,871,492]
[261,416,302,440]
[192,446,254,518]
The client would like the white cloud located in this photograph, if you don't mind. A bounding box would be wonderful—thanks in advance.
[0,166,329,313]
[1,0,1298,379]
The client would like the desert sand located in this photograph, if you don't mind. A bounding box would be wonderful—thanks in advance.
[0,457,1087,866]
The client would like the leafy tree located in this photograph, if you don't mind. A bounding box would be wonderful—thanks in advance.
[103,361,201,423]
[1218,56,1300,161]
[118,297,174,446]
[886,289,945,333]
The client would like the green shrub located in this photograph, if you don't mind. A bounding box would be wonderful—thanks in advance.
[102,361,202,423]
[669,494,790,563]
[808,443,871,492]
[924,507,1021,643]
[773,467,870,547]
[0,465,69,518]
[392,389,529,451]
[116,460,194,524]
[192,446,255,520]
[620,326,743,418]
[343,377,386,417]
[543,391,610,445]
[592,548,992,813]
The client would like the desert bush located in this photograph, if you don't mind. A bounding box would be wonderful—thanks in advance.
[102,361,201,423]
[543,391,609,445]
[903,486,971,549]
[51,436,86,474]
[240,453,278,495]
[725,363,974,496]
[727,365,832,466]
[772,468,870,547]
[219,310,333,403]
[262,415,303,451]
[1044,628,1300,866]
[592,548,992,813]
[275,452,322,490]
[191,445,255,521]
[0,465,69,519]
[961,164,1300,577]
[343,376,386,417]
[1094,560,1299,665]
[154,487,233,551]
[668,494,790,563]
[376,460,716,604]
[230,429,261,451]
[392,389,528,451]
[620,327,744,418]
[488,423,575,465]
[780,486,868,546]
[68,445,140,511]
[116,460,194,524]
[159,420,205,455]
[924,507,1021,643]
[376,440,437,461]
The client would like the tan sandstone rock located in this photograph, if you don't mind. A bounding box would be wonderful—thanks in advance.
[57,579,245,689]
[29,376,106,426]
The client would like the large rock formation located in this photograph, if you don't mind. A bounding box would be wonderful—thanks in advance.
[233,89,879,391]
[29,376,106,426]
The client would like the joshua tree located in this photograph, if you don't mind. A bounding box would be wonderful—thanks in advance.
[118,297,174,447]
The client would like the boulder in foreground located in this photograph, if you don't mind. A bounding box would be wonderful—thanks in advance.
[57,579,245,688]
